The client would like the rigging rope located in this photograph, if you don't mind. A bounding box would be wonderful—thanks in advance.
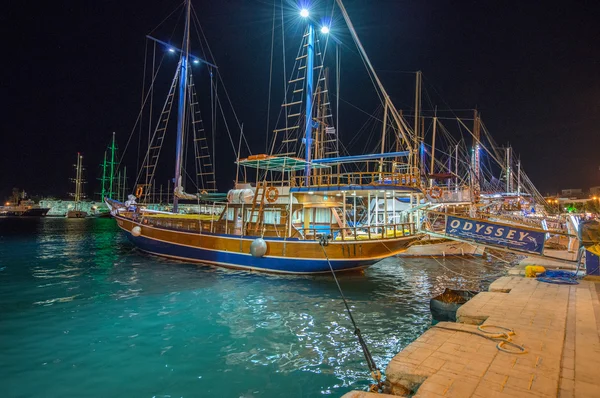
[318,237,384,393]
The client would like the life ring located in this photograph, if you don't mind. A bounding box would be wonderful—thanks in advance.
[135,186,143,198]
[429,186,442,199]
[265,187,279,203]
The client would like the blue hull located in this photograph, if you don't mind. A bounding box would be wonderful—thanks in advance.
[126,233,376,274]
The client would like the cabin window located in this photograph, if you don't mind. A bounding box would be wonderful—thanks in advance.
[262,209,281,225]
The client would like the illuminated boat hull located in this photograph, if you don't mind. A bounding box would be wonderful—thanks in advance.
[115,214,420,274]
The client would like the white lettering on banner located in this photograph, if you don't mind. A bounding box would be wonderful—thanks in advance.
[464,222,473,231]
[450,220,461,229]
[519,232,529,241]
[506,230,516,239]
[475,224,485,233]
[485,226,493,235]
[495,228,504,237]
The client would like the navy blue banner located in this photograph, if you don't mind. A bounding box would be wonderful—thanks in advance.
[445,216,546,254]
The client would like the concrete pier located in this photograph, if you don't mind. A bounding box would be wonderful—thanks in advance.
[343,275,600,397]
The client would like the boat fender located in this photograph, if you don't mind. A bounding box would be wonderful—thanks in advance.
[131,226,142,237]
[250,238,267,257]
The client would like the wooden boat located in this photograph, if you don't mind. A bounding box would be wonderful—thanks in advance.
[107,1,426,274]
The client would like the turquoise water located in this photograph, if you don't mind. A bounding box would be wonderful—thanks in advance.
[0,218,510,397]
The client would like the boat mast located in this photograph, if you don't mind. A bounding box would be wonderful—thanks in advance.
[100,151,107,201]
[303,22,315,187]
[109,132,116,198]
[506,146,513,193]
[471,110,481,199]
[75,153,83,207]
[172,0,192,213]
[414,71,422,177]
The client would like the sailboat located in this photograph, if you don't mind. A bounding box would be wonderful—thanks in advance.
[107,0,425,274]
[66,153,88,218]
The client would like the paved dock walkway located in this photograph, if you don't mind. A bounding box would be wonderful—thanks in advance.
[344,276,600,397]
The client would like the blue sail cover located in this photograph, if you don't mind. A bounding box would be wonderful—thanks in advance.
[445,216,546,254]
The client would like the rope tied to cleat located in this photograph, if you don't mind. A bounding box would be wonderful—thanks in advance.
[318,235,384,393]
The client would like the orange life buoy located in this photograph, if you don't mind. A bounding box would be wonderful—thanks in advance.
[429,186,442,199]
[265,187,279,203]
[135,186,143,198]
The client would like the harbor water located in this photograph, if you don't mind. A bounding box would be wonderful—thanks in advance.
[0,218,511,397]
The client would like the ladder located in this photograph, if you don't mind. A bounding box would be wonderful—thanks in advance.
[248,182,267,234]
[140,66,180,202]
[189,74,216,193]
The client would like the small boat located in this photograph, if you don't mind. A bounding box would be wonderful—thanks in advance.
[430,288,478,322]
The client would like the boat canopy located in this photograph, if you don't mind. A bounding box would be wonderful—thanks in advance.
[311,151,410,165]
[237,155,330,172]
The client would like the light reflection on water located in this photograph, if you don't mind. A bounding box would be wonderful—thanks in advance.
[0,218,510,397]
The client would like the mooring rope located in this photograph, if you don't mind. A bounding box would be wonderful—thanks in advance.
[318,236,384,393]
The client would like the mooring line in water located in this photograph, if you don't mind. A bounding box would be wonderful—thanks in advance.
[318,236,384,393]
[429,256,507,280]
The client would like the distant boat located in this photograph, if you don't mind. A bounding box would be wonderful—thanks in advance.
[0,199,49,217]
[66,153,88,218]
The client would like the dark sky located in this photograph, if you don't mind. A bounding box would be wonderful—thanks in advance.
[3,0,599,200]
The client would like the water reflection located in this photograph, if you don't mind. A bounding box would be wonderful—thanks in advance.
[0,218,512,397]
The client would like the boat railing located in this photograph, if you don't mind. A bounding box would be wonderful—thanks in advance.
[290,170,420,188]
[139,212,416,241]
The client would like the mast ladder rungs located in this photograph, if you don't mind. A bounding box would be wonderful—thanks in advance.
[318,78,326,81]
[281,139,296,143]
[193,137,207,141]
[281,101,302,107]
[313,66,323,70]
[273,126,299,133]
[203,164,213,167]
[325,151,338,155]
[190,102,199,106]
[198,155,210,159]
[149,146,161,150]
[298,66,306,70]
[197,172,214,176]
[296,54,307,60]
[287,113,301,118]
[293,88,304,93]
[288,77,305,84]
[192,120,203,124]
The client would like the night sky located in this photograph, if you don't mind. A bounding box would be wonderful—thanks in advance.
[3,0,599,200]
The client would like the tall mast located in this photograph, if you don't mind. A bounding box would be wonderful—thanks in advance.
[414,71,422,175]
[173,0,191,212]
[303,23,315,187]
[506,146,513,193]
[100,151,107,201]
[75,153,83,204]
[109,132,116,198]
[471,110,481,198]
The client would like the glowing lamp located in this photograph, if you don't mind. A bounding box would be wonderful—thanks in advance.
[320,26,330,34]
[168,48,175,53]
[300,9,309,18]
[193,59,199,64]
